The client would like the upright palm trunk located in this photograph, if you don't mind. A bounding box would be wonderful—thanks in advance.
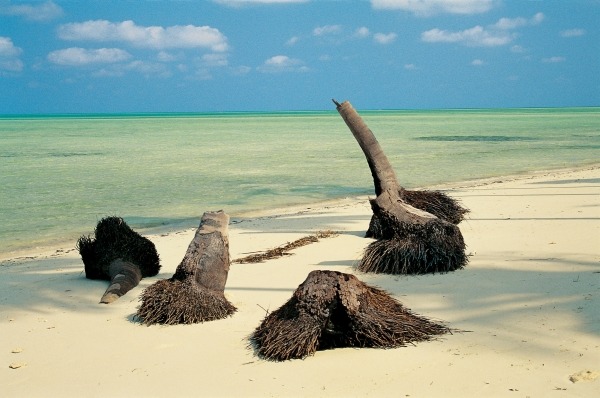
[136,211,236,325]
[334,100,468,274]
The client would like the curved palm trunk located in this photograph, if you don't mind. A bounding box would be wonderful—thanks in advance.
[334,100,467,274]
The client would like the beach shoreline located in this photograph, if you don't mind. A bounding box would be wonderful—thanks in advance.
[1,165,599,397]
[2,163,598,264]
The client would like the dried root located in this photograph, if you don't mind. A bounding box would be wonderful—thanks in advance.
[250,270,450,361]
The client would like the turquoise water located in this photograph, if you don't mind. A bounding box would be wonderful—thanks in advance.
[1,108,599,256]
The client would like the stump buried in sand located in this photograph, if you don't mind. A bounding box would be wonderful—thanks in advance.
[250,270,450,361]
[333,99,468,274]
[136,210,236,325]
[77,216,161,303]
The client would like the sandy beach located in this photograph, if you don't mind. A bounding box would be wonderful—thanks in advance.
[1,166,599,397]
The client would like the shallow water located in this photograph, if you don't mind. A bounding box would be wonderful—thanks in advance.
[1,107,598,255]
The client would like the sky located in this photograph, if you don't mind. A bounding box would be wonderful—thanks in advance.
[0,0,598,113]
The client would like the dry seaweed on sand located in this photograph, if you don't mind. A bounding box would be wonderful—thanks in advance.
[136,211,236,325]
[233,230,338,264]
[250,270,450,361]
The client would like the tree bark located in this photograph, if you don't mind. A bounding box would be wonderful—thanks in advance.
[334,99,467,274]
[334,100,438,224]
[250,270,450,361]
[137,210,236,325]
[100,259,143,303]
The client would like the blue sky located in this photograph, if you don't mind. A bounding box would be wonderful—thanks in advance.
[1,0,598,113]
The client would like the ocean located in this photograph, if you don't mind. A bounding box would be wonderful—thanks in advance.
[1,107,598,257]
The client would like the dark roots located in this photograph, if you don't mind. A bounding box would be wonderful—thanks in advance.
[77,216,160,280]
[367,189,468,238]
[136,278,237,325]
[250,270,450,361]
[360,205,468,274]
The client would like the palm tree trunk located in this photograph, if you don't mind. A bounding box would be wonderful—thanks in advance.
[137,211,236,325]
[334,99,468,274]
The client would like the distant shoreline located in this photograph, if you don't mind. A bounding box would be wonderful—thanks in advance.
[2,105,599,119]
[2,163,597,264]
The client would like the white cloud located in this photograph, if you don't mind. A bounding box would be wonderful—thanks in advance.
[231,65,252,75]
[57,20,229,52]
[560,28,585,38]
[0,36,23,72]
[374,32,397,44]
[258,55,307,72]
[404,63,417,70]
[286,36,300,46]
[92,61,171,78]
[354,27,371,38]
[422,26,513,47]
[371,0,495,16]
[0,0,63,21]
[510,45,526,53]
[215,0,308,6]
[493,12,544,30]
[201,53,229,67]
[47,47,132,66]
[471,59,485,66]
[313,25,342,36]
[542,56,565,63]
[124,60,171,77]
[157,51,180,62]
[0,36,22,58]
[421,13,542,47]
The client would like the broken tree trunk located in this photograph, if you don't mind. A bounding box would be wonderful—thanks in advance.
[77,216,161,303]
[136,210,236,325]
[250,270,450,361]
[333,99,468,274]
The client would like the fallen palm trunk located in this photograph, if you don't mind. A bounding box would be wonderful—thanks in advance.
[333,99,467,274]
[250,270,449,361]
[136,211,236,325]
[77,216,161,303]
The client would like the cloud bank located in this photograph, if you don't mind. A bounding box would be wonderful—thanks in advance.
[57,20,229,52]
[0,0,63,21]
[47,47,132,66]
[371,0,495,15]
[422,13,544,47]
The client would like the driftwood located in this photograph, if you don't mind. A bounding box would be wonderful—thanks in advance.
[136,211,236,325]
[77,216,161,303]
[334,100,468,274]
[250,270,450,361]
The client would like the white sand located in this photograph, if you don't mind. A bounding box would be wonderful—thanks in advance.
[1,166,599,397]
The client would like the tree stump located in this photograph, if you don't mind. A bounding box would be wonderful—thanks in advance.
[250,270,450,361]
[77,216,161,303]
[136,211,236,325]
[334,100,468,274]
